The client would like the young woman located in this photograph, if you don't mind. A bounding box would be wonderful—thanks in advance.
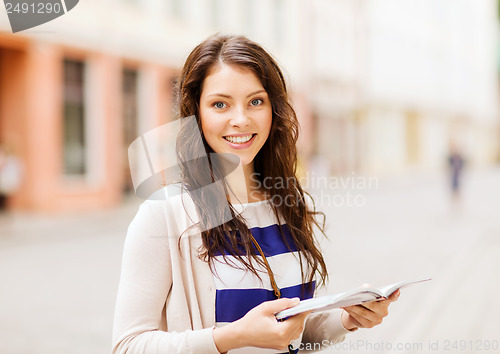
[112,34,399,354]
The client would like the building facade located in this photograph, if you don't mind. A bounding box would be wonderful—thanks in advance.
[0,0,498,212]
[0,0,313,212]
[306,0,499,175]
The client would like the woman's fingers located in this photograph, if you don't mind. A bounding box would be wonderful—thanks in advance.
[343,306,380,328]
[343,295,398,328]
[232,298,311,350]
[249,298,310,350]
[279,311,310,336]
[346,305,381,324]
[362,291,399,312]
[388,289,400,301]
[361,299,389,314]
[264,297,300,314]
[341,290,400,329]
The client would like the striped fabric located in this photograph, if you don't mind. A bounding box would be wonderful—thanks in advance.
[212,199,315,354]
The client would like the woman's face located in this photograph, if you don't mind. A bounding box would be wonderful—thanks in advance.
[199,63,272,167]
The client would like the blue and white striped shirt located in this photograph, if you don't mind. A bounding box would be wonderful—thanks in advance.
[212,199,315,353]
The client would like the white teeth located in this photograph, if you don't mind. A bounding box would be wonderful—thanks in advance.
[224,134,253,144]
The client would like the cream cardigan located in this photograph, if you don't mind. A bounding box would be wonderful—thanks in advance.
[112,187,350,354]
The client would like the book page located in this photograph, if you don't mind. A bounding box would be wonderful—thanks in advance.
[275,289,382,320]
[274,277,431,320]
[378,277,431,297]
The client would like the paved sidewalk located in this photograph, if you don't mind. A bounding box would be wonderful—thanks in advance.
[313,167,500,354]
[0,167,499,354]
[0,197,142,354]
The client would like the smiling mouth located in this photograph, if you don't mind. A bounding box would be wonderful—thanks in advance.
[223,133,256,144]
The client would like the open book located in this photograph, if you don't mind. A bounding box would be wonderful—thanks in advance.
[275,277,431,321]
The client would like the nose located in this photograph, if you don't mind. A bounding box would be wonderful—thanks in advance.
[229,106,250,127]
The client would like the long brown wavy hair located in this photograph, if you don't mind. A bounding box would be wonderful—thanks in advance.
[175,33,328,290]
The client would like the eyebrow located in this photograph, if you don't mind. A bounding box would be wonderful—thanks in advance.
[207,89,267,99]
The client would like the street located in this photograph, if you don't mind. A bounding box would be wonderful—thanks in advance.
[0,167,499,354]
[314,167,500,353]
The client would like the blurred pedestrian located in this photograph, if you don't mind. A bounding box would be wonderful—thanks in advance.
[112,34,399,354]
[448,144,465,200]
[0,144,23,210]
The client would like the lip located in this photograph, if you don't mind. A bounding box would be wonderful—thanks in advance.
[223,133,257,149]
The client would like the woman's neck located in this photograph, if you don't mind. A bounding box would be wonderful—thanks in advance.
[243,163,267,202]
[226,162,267,203]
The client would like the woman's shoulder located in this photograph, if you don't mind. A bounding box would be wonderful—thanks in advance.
[129,183,201,236]
[128,199,170,238]
[137,182,197,212]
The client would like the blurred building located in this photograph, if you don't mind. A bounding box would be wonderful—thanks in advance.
[0,0,310,212]
[0,0,498,212]
[0,0,187,212]
[304,0,499,175]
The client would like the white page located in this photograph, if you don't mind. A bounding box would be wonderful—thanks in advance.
[275,277,431,320]
[275,289,382,320]
[378,277,431,297]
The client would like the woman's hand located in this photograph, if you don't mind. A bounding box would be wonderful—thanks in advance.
[341,289,400,330]
[213,297,310,353]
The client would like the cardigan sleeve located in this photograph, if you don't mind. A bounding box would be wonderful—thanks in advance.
[112,201,220,354]
[300,309,351,352]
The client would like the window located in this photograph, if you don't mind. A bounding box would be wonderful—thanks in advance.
[63,59,86,175]
[211,0,222,29]
[169,0,183,19]
[242,0,255,35]
[122,68,139,192]
[168,75,179,121]
[122,69,138,146]
[273,0,285,47]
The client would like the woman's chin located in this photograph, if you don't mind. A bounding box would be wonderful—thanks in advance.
[221,152,254,167]
[239,157,257,167]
